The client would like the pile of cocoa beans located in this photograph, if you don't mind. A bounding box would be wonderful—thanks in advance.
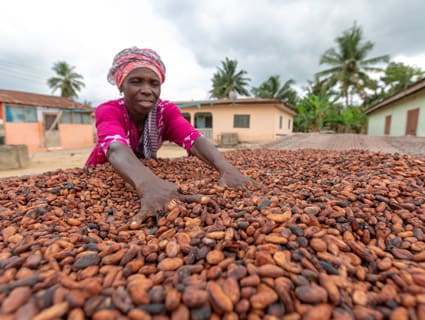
[0,149,424,320]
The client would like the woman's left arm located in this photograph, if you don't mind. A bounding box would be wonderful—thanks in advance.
[190,136,252,188]
[162,101,254,188]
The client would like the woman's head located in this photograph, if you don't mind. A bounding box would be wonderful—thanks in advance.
[108,47,166,119]
[107,47,166,90]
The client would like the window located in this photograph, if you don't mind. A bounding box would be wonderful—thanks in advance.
[82,113,91,124]
[60,111,92,124]
[26,109,37,122]
[195,112,212,128]
[233,115,250,128]
[288,119,291,130]
[5,106,37,123]
[279,116,283,129]
[74,113,84,124]
[61,112,73,124]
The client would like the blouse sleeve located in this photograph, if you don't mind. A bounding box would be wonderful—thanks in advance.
[162,101,201,153]
[95,102,130,156]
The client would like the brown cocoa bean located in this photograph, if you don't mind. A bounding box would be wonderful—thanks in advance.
[1,286,32,313]
[158,257,183,271]
[128,308,152,320]
[221,277,240,304]
[32,301,69,320]
[303,303,332,320]
[206,250,225,265]
[207,281,233,313]
[182,287,208,308]
[310,238,327,252]
[295,285,328,304]
[165,287,181,311]
[318,273,340,304]
[256,264,286,277]
[250,285,278,309]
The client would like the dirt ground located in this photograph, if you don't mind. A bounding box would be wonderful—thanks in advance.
[1,133,424,179]
[0,144,189,179]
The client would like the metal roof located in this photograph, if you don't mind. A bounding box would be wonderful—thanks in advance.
[175,97,297,115]
[0,89,93,111]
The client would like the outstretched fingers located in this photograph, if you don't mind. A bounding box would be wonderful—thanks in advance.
[129,210,156,229]
[128,193,209,229]
[177,194,203,204]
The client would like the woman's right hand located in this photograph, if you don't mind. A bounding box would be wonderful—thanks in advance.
[129,176,200,229]
[106,143,200,229]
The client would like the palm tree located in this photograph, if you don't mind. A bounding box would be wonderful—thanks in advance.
[316,23,389,107]
[251,75,298,106]
[47,61,85,98]
[209,57,250,99]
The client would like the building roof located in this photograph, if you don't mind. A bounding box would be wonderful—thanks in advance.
[175,97,297,115]
[365,77,425,115]
[0,89,93,111]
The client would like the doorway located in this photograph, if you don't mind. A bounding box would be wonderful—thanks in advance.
[43,113,61,149]
[384,115,391,135]
[406,108,419,136]
[194,112,213,140]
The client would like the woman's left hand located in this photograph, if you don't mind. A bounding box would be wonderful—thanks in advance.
[218,166,256,189]
[190,137,258,189]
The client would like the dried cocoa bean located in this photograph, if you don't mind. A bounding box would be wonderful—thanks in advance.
[295,285,328,304]
[207,281,233,313]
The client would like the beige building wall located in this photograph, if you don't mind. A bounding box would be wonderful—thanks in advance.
[180,102,294,144]
[367,89,425,137]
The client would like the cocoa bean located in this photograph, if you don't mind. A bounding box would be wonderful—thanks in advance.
[295,285,328,304]
[207,281,233,313]
[32,301,69,320]
[158,257,183,271]
[182,287,208,308]
[0,149,424,319]
[1,286,32,313]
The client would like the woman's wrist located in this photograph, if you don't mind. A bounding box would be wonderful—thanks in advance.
[216,161,237,176]
[134,171,160,196]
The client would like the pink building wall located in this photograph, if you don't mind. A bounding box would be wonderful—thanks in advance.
[0,102,94,152]
[59,124,94,149]
[4,122,43,151]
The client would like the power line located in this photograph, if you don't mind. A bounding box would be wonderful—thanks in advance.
[0,57,50,72]
[0,65,48,82]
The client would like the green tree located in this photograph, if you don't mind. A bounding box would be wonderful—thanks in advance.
[362,62,424,109]
[251,75,298,106]
[209,57,250,99]
[47,61,85,98]
[294,93,333,132]
[316,23,389,107]
[339,106,367,133]
[381,61,424,95]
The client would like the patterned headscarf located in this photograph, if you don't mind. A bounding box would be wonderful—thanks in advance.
[107,47,166,89]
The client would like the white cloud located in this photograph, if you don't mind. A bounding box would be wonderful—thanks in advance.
[0,0,424,106]
[394,54,425,70]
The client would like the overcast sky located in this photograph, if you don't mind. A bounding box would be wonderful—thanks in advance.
[1,0,424,106]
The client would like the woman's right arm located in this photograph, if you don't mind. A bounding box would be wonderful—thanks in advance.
[107,142,198,228]
[107,141,160,194]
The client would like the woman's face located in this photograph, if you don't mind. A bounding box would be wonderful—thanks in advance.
[121,67,161,120]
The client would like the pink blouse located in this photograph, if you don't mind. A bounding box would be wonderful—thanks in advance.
[85,98,201,166]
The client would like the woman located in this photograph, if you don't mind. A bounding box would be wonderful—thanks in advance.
[86,47,252,228]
